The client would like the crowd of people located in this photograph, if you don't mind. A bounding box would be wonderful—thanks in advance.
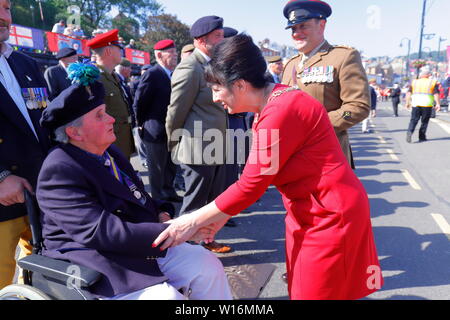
[2,0,405,300]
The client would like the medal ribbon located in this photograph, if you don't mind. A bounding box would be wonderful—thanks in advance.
[105,152,146,204]
[106,153,122,183]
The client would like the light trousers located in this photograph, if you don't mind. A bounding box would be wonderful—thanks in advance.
[106,243,233,300]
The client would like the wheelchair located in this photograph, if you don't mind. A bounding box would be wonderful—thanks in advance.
[0,190,102,300]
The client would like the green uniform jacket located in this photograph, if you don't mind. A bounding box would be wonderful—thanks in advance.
[98,66,135,159]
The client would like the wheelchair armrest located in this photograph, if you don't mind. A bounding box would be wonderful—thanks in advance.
[18,254,102,288]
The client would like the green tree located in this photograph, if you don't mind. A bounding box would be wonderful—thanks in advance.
[11,0,62,30]
[12,0,163,37]
[141,13,192,61]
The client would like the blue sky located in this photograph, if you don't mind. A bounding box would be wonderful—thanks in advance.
[156,0,450,58]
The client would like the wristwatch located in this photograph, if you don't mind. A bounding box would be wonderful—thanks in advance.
[0,170,12,183]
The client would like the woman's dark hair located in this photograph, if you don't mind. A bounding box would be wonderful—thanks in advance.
[205,33,268,89]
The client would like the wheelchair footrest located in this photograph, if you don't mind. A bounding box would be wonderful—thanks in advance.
[18,254,101,288]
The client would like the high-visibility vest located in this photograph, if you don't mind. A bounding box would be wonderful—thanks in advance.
[411,78,437,107]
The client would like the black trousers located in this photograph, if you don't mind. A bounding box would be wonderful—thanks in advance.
[407,107,433,140]
[392,99,400,116]
[178,163,227,216]
[144,140,178,201]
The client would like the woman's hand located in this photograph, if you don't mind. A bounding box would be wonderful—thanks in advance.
[153,213,200,250]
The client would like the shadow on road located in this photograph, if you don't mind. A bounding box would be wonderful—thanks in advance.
[373,226,450,293]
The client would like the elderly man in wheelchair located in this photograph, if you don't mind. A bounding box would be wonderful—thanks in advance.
[0,64,232,300]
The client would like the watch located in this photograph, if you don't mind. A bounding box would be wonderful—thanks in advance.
[0,170,12,183]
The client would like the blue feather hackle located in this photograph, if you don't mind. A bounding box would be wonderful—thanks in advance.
[67,62,100,86]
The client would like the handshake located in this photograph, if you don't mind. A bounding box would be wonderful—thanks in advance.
[153,202,231,250]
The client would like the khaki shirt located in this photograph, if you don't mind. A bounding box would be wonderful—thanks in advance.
[281,41,370,165]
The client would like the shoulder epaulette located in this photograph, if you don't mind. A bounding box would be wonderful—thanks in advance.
[333,45,355,50]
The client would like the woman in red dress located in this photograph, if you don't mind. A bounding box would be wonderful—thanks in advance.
[153,34,383,300]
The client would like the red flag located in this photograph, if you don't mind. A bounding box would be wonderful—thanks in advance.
[46,32,90,57]
[125,48,150,65]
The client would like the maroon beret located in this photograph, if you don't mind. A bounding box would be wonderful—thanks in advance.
[154,39,175,50]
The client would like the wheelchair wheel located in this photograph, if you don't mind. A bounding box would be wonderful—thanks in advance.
[0,284,51,300]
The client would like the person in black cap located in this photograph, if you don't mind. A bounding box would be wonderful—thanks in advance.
[36,62,232,300]
[44,47,79,101]
[166,16,233,253]
[281,0,370,168]
[223,27,238,38]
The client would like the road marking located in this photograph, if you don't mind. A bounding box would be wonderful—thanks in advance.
[385,149,399,161]
[430,119,450,134]
[401,169,422,190]
[377,136,387,144]
[431,214,450,237]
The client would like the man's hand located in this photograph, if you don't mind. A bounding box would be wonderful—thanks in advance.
[434,104,441,112]
[0,175,33,206]
[158,212,172,223]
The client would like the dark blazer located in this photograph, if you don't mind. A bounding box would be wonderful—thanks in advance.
[390,87,401,104]
[0,50,51,222]
[44,64,72,101]
[36,143,175,298]
[133,64,171,143]
[264,71,279,84]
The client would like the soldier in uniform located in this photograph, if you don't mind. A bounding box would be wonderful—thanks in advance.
[281,0,370,168]
[87,29,135,159]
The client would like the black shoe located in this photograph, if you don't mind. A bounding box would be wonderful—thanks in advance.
[406,132,412,143]
[225,219,237,227]
[418,138,427,142]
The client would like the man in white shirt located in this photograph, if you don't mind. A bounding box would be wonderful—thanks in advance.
[51,20,65,34]
[0,0,51,289]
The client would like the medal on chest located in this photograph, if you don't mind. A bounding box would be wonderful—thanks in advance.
[22,87,49,110]
[298,65,334,84]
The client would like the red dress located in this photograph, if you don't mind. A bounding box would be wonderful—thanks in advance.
[215,84,383,300]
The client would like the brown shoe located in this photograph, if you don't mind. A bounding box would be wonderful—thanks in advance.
[202,241,233,253]
[282,272,288,284]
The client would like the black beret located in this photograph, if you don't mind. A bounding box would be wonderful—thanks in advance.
[40,81,105,131]
[223,27,238,38]
[190,15,224,38]
[56,47,77,60]
[283,0,332,29]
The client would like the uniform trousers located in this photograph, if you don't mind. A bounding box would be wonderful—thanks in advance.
[0,215,33,289]
[407,107,433,140]
[104,243,233,300]
[144,139,178,201]
[179,164,227,216]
